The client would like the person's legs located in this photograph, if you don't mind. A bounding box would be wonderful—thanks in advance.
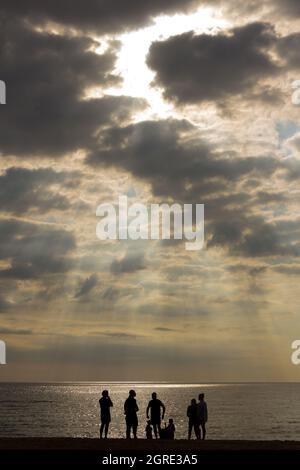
[100,422,105,438]
[104,422,109,438]
[200,421,206,440]
[188,421,192,439]
[193,423,199,439]
[133,424,138,439]
[153,423,158,439]
[126,420,131,439]
[197,422,201,439]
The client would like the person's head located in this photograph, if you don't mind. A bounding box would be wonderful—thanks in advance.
[129,389,136,397]
[169,418,173,424]
[152,392,157,399]
[102,390,109,397]
[191,398,196,405]
[199,393,205,401]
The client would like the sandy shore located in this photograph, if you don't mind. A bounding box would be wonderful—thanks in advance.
[1,438,300,451]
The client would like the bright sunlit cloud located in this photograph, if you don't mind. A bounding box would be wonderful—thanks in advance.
[101,8,230,120]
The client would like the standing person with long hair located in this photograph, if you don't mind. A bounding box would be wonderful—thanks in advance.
[99,390,113,439]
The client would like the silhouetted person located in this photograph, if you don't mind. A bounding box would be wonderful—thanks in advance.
[124,390,139,439]
[99,390,113,439]
[145,420,153,439]
[187,398,199,439]
[146,392,166,439]
[197,393,208,440]
[166,418,175,439]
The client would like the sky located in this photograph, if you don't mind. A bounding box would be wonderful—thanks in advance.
[1,0,300,382]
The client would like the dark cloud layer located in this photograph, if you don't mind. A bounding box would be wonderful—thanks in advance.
[147,22,280,105]
[87,117,300,259]
[0,218,75,279]
[209,216,300,258]
[0,0,198,34]
[0,167,75,214]
[88,119,281,199]
[0,15,145,157]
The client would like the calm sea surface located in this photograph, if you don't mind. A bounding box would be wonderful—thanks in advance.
[0,383,299,440]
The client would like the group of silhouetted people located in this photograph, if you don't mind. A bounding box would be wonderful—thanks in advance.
[99,389,208,440]
[187,394,208,440]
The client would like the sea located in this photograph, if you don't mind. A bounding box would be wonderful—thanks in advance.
[0,382,299,440]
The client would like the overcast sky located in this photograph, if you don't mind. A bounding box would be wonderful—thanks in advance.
[1,0,300,381]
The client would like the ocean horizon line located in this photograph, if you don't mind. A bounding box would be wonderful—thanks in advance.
[1,380,300,385]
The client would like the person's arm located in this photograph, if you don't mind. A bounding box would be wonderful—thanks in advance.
[146,402,150,418]
[135,402,139,412]
[124,400,127,415]
[204,403,208,422]
[109,398,113,407]
[187,406,190,418]
[161,402,166,420]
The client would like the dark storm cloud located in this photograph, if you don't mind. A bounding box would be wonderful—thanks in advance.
[0,0,198,34]
[0,16,145,157]
[111,252,145,274]
[88,118,281,199]
[0,218,75,279]
[251,220,300,257]
[209,216,300,258]
[75,273,99,298]
[0,167,75,214]
[88,116,300,259]
[147,22,279,105]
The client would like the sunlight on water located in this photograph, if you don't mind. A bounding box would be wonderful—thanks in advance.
[0,383,299,440]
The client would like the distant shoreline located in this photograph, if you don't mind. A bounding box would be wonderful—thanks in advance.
[1,438,300,451]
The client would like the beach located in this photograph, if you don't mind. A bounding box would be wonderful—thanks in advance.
[1,438,300,451]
